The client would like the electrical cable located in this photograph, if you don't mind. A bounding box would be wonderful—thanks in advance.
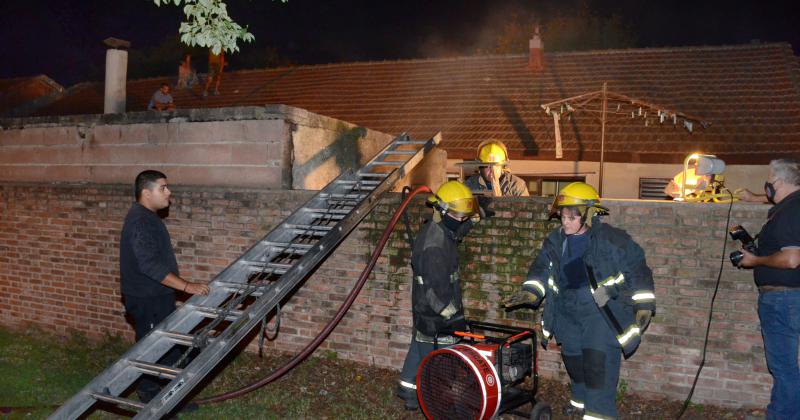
[192,185,433,405]
[676,189,735,419]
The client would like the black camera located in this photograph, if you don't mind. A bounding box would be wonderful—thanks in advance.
[729,225,757,267]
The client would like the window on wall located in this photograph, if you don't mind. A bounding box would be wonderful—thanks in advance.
[521,176,586,197]
[639,177,672,200]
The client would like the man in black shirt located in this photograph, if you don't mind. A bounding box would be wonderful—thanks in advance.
[120,170,209,402]
[738,158,800,419]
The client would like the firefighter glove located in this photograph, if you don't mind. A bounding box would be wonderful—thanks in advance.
[440,303,458,320]
[636,309,652,330]
[504,291,539,308]
[592,286,611,307]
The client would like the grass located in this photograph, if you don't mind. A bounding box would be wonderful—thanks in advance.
[0,326,129,419]
[0,325,411,419]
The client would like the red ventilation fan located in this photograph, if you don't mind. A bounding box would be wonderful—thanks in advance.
[416,321,551,420]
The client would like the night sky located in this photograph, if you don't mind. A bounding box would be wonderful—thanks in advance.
[2,0,799,87]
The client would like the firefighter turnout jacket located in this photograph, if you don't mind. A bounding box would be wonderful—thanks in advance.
[411,218,467,340]
[524,220,656,358]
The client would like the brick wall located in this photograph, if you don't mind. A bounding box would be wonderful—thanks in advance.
[0,182,771,408]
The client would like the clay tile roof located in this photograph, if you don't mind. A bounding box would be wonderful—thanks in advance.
[31,43,800,164]
[0,75,64,114]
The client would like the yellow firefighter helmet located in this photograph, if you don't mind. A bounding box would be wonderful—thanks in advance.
[477,140,509,166]
[551,182,609,220]
[427,181,477,218]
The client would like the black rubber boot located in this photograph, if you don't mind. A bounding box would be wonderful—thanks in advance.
[397,385,420,411]
[563,405,585,418]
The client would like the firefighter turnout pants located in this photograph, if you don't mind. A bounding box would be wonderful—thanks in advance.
[559,287,622,419]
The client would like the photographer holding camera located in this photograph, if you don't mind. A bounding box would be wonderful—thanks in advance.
[737,158,800,419]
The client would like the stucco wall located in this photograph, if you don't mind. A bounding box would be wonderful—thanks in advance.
[0,105,396,190]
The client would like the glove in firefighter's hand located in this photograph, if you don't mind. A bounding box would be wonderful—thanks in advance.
[636,309,652,330]
[592,286,610,307]
[504,291,539,308]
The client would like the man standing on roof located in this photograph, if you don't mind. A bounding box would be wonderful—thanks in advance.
[203,49,225,97]
[177,53,199,90]
[464,140,529,197]
[397,181,477,411]
[505,182,655,420]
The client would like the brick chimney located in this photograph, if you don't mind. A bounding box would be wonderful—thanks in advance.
[103,37,130,114]
[528,26,544,72]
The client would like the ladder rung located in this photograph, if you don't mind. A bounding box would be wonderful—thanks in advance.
[357,172,390,178]
[263,241,315,249]
[158,330,196,346]
[394,140,428,145]
[335,179,381,185]
[352,185,377,192]
[304,207,352,215]
[383,150,417,155]
[319,192,367,199]
[309,213,346,221]
[326,199,360,207]
[193,306,244,321]
[368,160,404,166]
[215,281,269,296]
[90,392,145,410]
[244,262,292,275]
[284,224,335,235]
[262,242,314,255]
[240,263,288,275]
[129,360,181,380]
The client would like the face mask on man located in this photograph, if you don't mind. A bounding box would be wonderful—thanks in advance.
[764,181,777,204]
[441,213,466,232]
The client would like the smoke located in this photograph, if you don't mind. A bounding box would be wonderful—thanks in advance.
[414,2,539,59]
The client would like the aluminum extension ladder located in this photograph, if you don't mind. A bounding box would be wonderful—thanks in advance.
[50,132,441,419]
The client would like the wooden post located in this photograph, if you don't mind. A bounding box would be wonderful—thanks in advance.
[599,82,607,197]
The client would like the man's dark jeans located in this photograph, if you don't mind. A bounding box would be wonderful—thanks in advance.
[758,289,800,419]
[124,294,179,403]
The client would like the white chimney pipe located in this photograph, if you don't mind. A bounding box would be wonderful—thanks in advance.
[103,38,130,114]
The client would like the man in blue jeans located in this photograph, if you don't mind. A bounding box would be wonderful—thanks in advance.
[739,158,800,419]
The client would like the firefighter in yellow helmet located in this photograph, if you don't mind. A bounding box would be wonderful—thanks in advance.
[464,140,529,197]
[505,182,655,419]
[397,181,477,411]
